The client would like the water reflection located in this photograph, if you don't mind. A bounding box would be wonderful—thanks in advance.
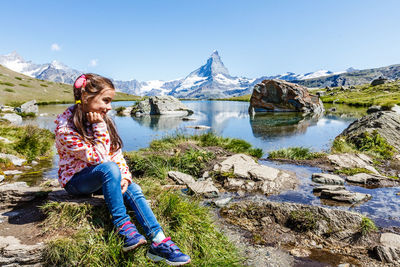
[131,115,186,131]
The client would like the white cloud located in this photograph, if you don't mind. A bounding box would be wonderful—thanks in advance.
[51,43,61,51]
[89,59,98,67]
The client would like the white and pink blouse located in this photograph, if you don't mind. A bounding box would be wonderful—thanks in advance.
[54,106,132,187]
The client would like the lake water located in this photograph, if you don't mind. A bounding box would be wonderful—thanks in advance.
[20,101,400,227]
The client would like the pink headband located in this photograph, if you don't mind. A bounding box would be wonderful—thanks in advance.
[74,74,87,89]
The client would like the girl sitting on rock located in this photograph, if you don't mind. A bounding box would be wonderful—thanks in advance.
[54,73,190,266]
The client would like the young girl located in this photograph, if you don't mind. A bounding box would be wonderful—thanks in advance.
[54,73,190,266]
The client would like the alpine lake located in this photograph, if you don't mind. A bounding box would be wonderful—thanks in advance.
[17,100,400,228]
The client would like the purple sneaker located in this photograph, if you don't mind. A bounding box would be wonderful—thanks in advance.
[147,237,191,266]
[118,221,147,252]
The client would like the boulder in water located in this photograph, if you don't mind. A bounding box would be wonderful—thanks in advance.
[132,96,193,116]
[248,79,324,114]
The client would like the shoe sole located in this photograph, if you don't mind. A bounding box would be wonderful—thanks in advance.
[147,252,191,266]
[122,239,147,252]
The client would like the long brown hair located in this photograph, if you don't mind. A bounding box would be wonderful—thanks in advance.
[70,73,123,153]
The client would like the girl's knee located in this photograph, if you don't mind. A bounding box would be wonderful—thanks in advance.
[98,162,121,180]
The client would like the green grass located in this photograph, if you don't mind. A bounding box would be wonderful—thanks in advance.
[268,147,326,160]
[3,88,15,92]
[287,210,319,232]
[359,217,378,235]
[16,111,37,118]
[41,190,244,266]
[319,81,400,107]
[19,83,31,87]
[114,106,126,115]
[332,130,396,160]
[0,122,54,162]
[211,94,251,102]
[40,83,48,87]
[0,81,15,87]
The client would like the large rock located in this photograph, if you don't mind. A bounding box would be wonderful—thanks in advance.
[338,111,400,152]
[187,180,219,198]
[132,96,193,116]
[248,79,324,114]
[312,185,345,193]
[346,173,400,187]
[327,153,379,174]
[19,100,39,115]
[0,113,22,125]
[373,233,400,264]
[214,154,297,195]
[311,173,345,185]
[0,236,43,266]
[0,182,43,208]
[371,76,387,86]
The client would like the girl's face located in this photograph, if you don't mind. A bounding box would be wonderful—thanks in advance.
[83,88,115,117]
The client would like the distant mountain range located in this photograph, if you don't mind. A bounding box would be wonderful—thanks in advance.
[1,51,399,98]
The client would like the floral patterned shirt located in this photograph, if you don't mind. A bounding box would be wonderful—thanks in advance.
[54,106,132,187]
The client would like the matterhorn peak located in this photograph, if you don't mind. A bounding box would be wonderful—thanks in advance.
[188,50,230,78]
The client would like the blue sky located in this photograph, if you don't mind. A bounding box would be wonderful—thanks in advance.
[1,0,399,81]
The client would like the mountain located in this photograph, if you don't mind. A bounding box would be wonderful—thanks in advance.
[2,50,398,98]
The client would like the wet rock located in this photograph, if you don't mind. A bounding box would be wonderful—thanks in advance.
[320,189,371,204]
[0,153,26,166]
[0,113,22,125]
[0,236,43,266]
[338,111,400,152]
[214,154,297,195]
[346,173,400,187]
[327,153,379,174]
[168,171,196,185]
[312,185,345,193]
[221,200,364,241]
[133,96,193,116]
[312,173,345,185]
[367,105,382,114]
[212,197,232,208]
[187,180,219,198]
[186,125,211,129]
[20,100,39,115]
[248,79,324,114]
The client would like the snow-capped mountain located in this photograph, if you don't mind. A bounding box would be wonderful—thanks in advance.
[0,50,348,98]
[0,51,81,84]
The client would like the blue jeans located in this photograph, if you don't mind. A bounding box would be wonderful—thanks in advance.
[64,162,162,239]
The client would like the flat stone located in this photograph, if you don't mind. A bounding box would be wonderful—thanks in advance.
[0,182,42,208]
[320,189,371,204]
[346,173,400,187]
[168,171,196,185]
[312,173,345,185]
[0,236,43,265]
[0,175,4,183]
[313,185,345,193]
[0,153,26,166]
[248,165,280,181]
[187,180,219,198]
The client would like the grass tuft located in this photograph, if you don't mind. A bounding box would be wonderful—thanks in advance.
[268,147,326,160]
[359,216,378,235]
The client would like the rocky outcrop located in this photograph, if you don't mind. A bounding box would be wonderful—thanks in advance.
[132,96,193,116]
[0,182,44,208]
[213,154,298,195]
[371,76,388,86]
[0,236,44,266]
[338,111,400,152]
[248,79,324,114]
[327,153,379,174]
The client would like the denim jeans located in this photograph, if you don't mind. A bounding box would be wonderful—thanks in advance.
[64,162,162,239]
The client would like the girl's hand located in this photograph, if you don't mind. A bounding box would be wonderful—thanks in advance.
[86,112,104,124]
[121,179,129,194]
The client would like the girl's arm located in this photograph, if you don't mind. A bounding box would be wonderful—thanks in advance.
[56,121,111,164]
[111,149,133,184]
